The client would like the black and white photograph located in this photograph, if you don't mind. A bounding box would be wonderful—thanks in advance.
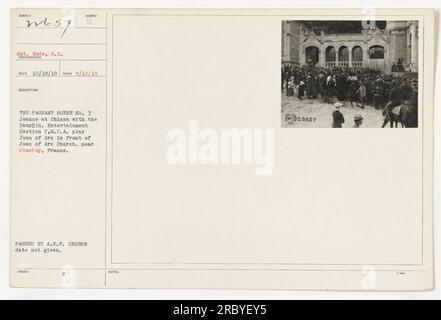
[3,4,439,299]
[281,20,419,128]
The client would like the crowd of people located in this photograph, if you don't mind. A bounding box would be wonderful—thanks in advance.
[281,64,418,110]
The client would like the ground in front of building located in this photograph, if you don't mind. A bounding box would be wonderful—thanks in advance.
[281,94,392,128]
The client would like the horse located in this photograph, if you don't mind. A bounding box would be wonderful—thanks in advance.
[381,101,418,128]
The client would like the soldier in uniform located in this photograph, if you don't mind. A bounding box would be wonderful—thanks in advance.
[332,103,345,128]
[355,81,367,109]
[349,80,358,107]
[352,115,364,128]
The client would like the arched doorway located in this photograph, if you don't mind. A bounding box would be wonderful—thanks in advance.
[352,46,363,68]
[368,45,385,71]
[338,46,349,67]
[305,46,319,66]
[325,46,336,68]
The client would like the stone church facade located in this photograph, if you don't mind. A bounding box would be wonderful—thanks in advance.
[282,21,419,73]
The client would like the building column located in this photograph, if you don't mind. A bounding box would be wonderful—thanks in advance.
[319,45,325,67]
[384,46,391,74]
[299,45,305,66]
[362,45,369,68]
[336,45,341,67]
[411,25,418,72]
[281,22,286,61]
[348,49,352,68]
[286,34,291,62]
[282,22,292,64]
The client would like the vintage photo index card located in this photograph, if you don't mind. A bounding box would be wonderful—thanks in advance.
[10,8,435,290]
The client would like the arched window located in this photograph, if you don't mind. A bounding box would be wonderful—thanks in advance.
[305,46,319,65]
[369,45,385,59]
[325,46,336,61]
[338,46,349,61]
[352,46,363,61]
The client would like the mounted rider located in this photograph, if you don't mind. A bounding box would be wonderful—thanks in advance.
[384,81,404,127]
